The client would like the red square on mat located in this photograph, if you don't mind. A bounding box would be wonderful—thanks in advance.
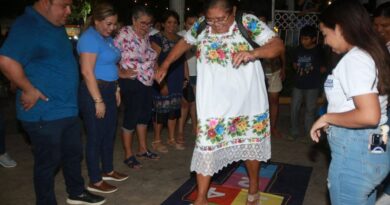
[223,172,271,191]
[185,184,241,205]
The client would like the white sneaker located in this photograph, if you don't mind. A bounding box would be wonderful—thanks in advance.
[0,153,17,168]
[376,193,390,205]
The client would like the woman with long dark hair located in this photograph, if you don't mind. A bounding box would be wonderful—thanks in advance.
[310,1,390,204]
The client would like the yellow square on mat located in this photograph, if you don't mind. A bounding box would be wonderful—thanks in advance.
[231,190,284,205]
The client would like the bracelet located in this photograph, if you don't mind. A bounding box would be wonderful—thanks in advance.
[93,97,103,103]
[94,101,104,104]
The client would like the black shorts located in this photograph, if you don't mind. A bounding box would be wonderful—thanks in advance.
[119,79,152,131]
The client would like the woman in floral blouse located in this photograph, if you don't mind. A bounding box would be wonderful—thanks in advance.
[154,0,284,204]
[114,5,159,169]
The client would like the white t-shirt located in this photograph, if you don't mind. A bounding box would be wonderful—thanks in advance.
[324,47,388,125]
[178,29,197,77]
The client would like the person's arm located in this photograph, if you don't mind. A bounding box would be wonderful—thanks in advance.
[279,51,286,81]
[155,39,192,83]
[0,56,47,110]
[114,28,138,80]
[79,53,105,119]
[232,37,285,68]
[183,61,190,88]
[115,66,121,107]
[251,37,285,59]
[310,93,381,142]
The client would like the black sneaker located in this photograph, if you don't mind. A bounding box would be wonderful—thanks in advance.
[66,190,106,205]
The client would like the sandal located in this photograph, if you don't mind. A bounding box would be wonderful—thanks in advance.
[246,192,260,205]
[123,156,142,169]
[176,133,185,145]
[152,140,168,153]
[136,149,160,160]
[167,139,185,150]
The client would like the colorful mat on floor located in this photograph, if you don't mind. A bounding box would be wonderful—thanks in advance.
[161,161,312,205]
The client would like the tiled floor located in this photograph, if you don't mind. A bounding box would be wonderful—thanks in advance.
[0,97,331,205]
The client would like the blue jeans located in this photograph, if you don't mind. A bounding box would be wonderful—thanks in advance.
[290,88,320,137]
[0,113,5,154]
[21,117,85,205]
[382,108,390,195]
[79,82,117,184]
[327,126,390,205]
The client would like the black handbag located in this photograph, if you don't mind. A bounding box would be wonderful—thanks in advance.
[183,83,195,102]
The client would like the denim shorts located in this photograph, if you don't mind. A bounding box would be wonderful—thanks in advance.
[327,126,390,205]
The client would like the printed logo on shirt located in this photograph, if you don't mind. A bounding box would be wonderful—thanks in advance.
[297,55,313,76]
[324,78,333,88]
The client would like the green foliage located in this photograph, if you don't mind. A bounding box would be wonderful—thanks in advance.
[68,0,91,24]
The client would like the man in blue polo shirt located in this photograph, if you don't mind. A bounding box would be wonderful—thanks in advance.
[0,0,105,204]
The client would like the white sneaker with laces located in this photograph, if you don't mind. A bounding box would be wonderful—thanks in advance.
[0,153,17,168]
[376,193,390,205]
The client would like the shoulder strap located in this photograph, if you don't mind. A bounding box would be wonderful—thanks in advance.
[196,20,207,37]
[235,10,259,49]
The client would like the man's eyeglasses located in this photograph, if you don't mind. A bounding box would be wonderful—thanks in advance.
[205,13,231,26]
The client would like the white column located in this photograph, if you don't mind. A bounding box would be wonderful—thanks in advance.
[170,0,185,30]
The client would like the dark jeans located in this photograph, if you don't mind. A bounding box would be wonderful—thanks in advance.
[290,88,320,137]
[0,113,5,154]
[21,117,84,205]
[79,82,117,184]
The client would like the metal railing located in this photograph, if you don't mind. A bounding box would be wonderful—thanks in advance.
[272,10,320,47]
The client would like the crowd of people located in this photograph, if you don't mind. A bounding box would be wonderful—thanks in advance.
[0,0,389,205]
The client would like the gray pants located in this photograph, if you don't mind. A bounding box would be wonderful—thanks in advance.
[290,88,320,137]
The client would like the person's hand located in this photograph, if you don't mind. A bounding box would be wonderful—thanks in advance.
[310,115,329,143]
[279,69,286,81]
[232,51,256,68]
[183,78,189,89]
[20,87,48,111]
[119,67,138,79]
[159,82,169,96]
[95,102,106,119]
[155,67,168,84]
[128,68,138,79]
[115,89,121,107]
[124,68,138,79]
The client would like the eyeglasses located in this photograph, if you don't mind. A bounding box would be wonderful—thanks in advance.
[205,13,231,26]
[138,21,153,28]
